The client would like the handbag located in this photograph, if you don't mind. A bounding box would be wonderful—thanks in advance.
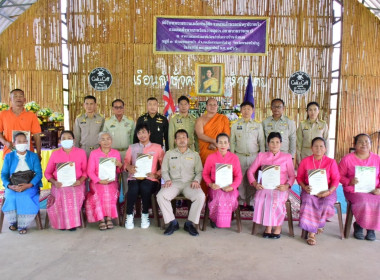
[10,170,35,185]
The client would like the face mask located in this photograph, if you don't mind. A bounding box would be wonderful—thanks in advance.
[15,143,28,153]
[61,139,74,149]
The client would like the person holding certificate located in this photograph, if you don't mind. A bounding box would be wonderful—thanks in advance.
[339,134,380,241]
[202,133,242,228]
[124,124,164,230]
[85,132,122,230]
[247,132,295,239]
[44,131,87,231]
[297,137,340,245]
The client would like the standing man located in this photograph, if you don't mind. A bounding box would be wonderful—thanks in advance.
[157,129,205,236]
[0,89,41,159]
[103,99,135,193]
[168,96,197,151]
[195,98,230,193]
[262,98,296,158]
[73,95,105,157]
[230,101,265,208]
[134,97,169,151]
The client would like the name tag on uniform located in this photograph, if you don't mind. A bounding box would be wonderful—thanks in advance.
[156,120,163,123]
[237,126,243,130]
[96,121,102,124]
[80,121,86,124]
[185,157,193,160]
[171,157,178,159]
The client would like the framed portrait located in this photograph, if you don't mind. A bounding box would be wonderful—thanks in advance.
[195,63,225,96]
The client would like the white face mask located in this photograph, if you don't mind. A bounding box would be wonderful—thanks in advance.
[61,139,74,149]
[15,143,28,153]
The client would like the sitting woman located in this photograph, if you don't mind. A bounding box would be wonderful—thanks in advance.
[202,133,242,228]
[85,132,123,230]
[339,133,380,241]
[44,130,87,231]
[247,132,295,239]
[124,124,164,230]
[1,132,42,234]
[297,137,340,245]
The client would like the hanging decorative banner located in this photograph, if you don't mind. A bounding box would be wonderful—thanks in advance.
[288,71,311,95]
[154,16,269,55]
[88,67,113,91]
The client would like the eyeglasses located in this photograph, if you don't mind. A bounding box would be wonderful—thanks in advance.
[271,105,283,109]
[113,106,124,110]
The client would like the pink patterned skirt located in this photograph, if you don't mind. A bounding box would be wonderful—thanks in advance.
[85,182,119,223]
[208,188,238,228]
[345,192,380,231]
[253,189,289,227]
[47,184,85,229]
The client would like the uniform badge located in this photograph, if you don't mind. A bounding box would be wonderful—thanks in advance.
[176,119,182,124]
[110,125,116,128]
[237,126,243,130]
[171,157,178,159]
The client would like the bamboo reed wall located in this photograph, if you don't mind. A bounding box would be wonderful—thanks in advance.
[67,0,334,129]
[336,0,380,160]
[0,0,62,110]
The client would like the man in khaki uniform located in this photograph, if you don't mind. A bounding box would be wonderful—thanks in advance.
[74,95,105,157]
[103,99,135,193]
[168,96,198,151]
[230,101,265,207]
[156,129,205,236]
[262,98,296,158]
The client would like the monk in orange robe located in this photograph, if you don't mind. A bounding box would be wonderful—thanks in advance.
[195,98,230,193]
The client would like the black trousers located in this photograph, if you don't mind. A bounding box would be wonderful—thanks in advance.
[126,179,158,215]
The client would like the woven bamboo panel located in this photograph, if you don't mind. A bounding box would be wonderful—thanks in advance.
[67,0,333,130]
[336,0,380,160]
[0,0,62,110]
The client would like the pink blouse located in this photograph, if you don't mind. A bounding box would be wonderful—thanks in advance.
[338,152,380,193]
[87,148,121,184]
[247,151,295,186]
[202,151,242,189]
[45,147,87,181]
[297,155,340,188]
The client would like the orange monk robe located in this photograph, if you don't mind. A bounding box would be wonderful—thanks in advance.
[198,113,230,193]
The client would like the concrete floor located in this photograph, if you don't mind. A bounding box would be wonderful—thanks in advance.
[0,211,378,280]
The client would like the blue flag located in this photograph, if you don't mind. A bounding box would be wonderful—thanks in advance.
[243,74,255,119]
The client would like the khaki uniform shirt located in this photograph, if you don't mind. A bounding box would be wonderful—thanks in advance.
[262,115,296,157]
[74,113,104,154]
[168,113,198,151]
[296,119,329,163]
[161,148,203,183]
[103,115,135,151]
[230,118,265,156]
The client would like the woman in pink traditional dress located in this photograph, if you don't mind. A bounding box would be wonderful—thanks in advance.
[339,133,380,241]
[297,137,340,245]
[45,131,87,231]
[202,133,242,228]
[85,132,123,230]
[247,132,295,239]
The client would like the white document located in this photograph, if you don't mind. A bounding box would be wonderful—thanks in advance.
[308,169,329,195]
[57,162,76,187]
[261,165,280,190]
[98,157,116,181]
[12,130,31,150]
[355,166,377,193]
[134,154,153,179]
[215,163,233,188]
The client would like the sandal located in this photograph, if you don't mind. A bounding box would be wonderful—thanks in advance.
[18,229,27,234]
[307,234,317,245]
[106,219,114,229]
[9,225,17,231]
[98,221,107,231]
[317,228,324,234]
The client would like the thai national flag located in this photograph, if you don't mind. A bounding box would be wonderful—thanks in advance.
[163,77,175,118]
[243,74,255,119]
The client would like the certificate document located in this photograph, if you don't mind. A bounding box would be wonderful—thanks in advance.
[355,166,377,193]
[308,169,328,195]
[57,162,76,187]
[134,154,153,179]
[215,163,233,188]
[261,165,280,190]
[12,130,31,150]
[99,157,116,181]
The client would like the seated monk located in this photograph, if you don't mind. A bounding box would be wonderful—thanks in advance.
[195,98,230,193]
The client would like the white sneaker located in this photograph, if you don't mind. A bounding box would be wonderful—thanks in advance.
[125,214,134,229]
[141,213,150,229]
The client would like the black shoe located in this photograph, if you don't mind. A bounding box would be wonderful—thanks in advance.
[68,228,77,232]
[164,220,179,236]
[270,233,281,239]
[210,220,217,229]
[184,221,199,236]
[262,232,271,238]
[365,230,376,241]
[353,222,364,240]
